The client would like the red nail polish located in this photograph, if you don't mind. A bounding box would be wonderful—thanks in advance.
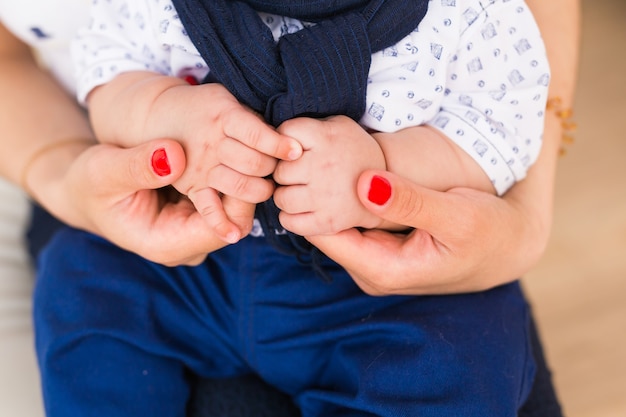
[151,148,171,176]
[368,175,391,205]
[183,75,198,85]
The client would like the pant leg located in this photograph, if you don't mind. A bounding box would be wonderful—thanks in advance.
[239,241,535,417]
[188,309,557,417]
[33,227,247,417]
[184,231,556,417]
[26,203,65,261]
[518,311,564,417]
[188,374,301,417]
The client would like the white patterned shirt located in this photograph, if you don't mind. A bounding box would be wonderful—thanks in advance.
[74,0,550,194]
[0,0,90,94]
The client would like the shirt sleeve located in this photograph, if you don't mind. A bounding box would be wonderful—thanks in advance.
[426,0,550,195]
[71,0,174,104]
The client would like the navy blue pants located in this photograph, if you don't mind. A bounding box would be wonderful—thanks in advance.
[34,226,535,417]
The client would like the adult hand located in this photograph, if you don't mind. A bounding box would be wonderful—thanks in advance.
[307,170,550,295]
[35,139,255,266]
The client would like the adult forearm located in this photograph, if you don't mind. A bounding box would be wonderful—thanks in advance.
[504,0,581,261]
[0,24,94,189]
[527,0,580,108]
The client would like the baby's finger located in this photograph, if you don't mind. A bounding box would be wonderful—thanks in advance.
[207,165,275,203]
[187,187,241,244]
[278,211,321,237]
[273,155,311,186]
[273,185,314,214]
[217,136,277,177]
[224,109,302,161]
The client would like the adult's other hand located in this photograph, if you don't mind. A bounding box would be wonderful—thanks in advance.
[308,169,549,296]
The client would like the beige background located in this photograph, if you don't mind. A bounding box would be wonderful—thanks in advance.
[523,0,626,416]
[0,1,624,417]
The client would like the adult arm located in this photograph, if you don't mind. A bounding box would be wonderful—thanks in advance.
[0,22,93,190]
[307,0,581,295]
[0,23,253,265]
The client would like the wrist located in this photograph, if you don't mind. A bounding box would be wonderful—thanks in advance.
[23,139,94,208]
[144,76,210,139]
[90,72,188,145]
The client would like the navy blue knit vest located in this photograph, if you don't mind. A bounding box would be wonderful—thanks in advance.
[171,0,429,269]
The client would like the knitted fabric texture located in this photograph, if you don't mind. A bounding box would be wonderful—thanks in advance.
[171,0,429,126]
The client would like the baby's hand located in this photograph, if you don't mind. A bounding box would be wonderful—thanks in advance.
[89,72,302,244]
[273,116,386,236]
[159,83,302,242]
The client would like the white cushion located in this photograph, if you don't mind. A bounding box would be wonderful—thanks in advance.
[0,178,44,417]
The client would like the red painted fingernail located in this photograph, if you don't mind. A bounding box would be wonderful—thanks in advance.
[368,175,392,205]
[183,75,198,85]
[151,148,171,176]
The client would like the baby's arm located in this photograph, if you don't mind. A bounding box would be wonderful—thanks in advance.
[372,125,495,194]
[363,0,550,196]
[275,0,549,236]
[362,0,552,229]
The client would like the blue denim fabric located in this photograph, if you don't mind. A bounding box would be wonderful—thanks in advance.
[34,226,535,417]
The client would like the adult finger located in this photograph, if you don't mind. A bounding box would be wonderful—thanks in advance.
[85,139,187,195]
[355,169,481,238]
[306,227,432,295]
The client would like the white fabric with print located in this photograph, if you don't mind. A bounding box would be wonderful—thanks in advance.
[74,0,550,195]
[0,0,91,94]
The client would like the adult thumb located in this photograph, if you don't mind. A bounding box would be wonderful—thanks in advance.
[93,139,186,193]
[356,170,459,233]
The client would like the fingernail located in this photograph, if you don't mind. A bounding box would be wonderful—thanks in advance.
[151,148,171,176]
[225,231,240,244]
[368,175,391,205]
[287,144,302,160]
[183,75,198,85]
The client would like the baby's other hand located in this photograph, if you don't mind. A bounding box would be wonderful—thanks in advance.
[273,116,386,236]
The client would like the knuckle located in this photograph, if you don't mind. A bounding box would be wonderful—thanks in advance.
[236,218,254,237]
[257,180,275,202]
[231,175,254,200]
[228,111,264,150]
[360,285,384,296]
[395,188,425,226]
[196,200,221,219]
[272,161,285,183]
[185,255,208,266]
[277,118,298,136]
[272,188,285,210]
[248,153,274,176]
[246,153,263,173]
